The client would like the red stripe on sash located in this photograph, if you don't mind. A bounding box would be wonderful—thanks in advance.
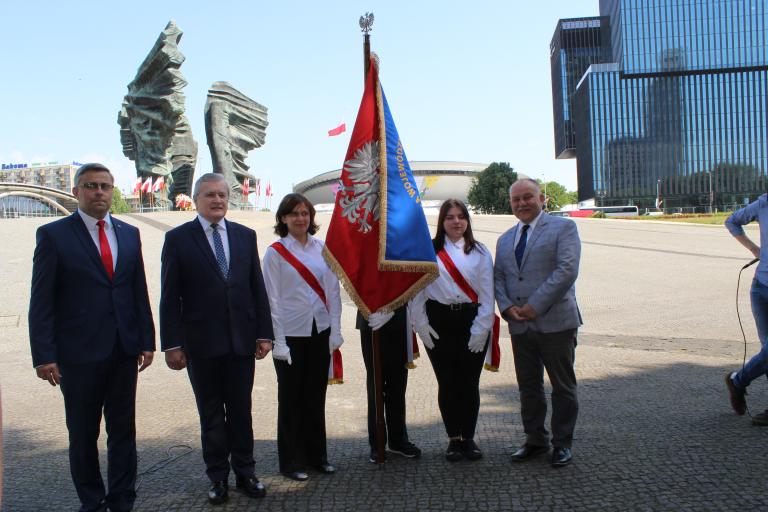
[270,241,343,383]
[436,248,501,372]
[270,241,327,306]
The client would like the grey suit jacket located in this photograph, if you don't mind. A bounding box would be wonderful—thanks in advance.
[494,213,582,335]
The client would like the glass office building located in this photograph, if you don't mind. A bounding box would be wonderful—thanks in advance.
[553,0,768,208]
[550,17,611,159]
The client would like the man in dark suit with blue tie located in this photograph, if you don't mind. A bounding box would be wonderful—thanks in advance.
[160,173,273,505]
[29,163,155,512]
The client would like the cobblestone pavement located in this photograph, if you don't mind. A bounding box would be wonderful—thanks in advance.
[2,212,767,511]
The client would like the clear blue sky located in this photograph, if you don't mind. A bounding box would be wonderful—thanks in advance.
[0,0,596,205]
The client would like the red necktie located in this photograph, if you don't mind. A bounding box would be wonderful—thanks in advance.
[97,219,114,279]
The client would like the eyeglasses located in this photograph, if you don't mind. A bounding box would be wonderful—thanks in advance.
[80,182,114,191]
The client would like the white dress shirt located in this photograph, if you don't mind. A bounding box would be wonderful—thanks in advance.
[262,234,342,341]
[411,237,494,336]
[513,210,544,248]
[197,214,230,268]
[78,208,118,270]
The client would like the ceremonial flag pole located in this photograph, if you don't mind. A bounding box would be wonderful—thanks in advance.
[323,13,438,465]
[361,14,386,466]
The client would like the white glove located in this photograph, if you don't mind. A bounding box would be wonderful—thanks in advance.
[272,339,292,365]
[368,311,394,331]
[329,331,344,354]
[468,331,488,353]
[416,324,439,350]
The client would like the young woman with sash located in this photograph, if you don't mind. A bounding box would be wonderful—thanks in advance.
[411,199,495,461]
[263,193,343,481]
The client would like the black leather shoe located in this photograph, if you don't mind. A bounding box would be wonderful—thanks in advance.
[282,470,309,482]
[445,439,463,462]
[551,446,573,467]
[207,481,229,505]
[313,462,336,474]
[369,449,386,463]
[388,441,422,458]
[510,443,550,462]
[752,409,768,426]
[725,372,747,415]
[235,474,267,497]
[462,439,483,461]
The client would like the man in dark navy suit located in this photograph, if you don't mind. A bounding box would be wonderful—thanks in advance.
[29,163,155,512]
[160,173,273,505]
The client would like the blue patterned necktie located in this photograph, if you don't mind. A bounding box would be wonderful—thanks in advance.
[211,223,229,279]
[515,224,529,268]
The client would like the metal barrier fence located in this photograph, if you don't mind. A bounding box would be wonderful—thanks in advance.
[640,204,747,216]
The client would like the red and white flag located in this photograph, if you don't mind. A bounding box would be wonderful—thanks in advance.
[266,181,272,197]
[242,177,250,195]
[328,122,346,137]
[140,176,153,193]
[255,180,261,197]
[132,177,142,194]
[152,176,165,192]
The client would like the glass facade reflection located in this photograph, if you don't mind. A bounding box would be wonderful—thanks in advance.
[550,17,611,158]
[554,1,768,208]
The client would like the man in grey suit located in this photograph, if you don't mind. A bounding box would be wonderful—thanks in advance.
[494,179,581,467]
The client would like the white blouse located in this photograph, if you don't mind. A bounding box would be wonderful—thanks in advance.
[262,234,342,341]
[411,237,494,336]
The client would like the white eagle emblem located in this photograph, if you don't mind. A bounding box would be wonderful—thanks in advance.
[339,141,380,233]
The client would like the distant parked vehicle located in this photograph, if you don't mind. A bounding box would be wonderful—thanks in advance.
[574,205,639,218]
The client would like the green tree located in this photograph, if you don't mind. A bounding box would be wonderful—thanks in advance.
[110,187,131,214]
[539,180,577,210]
[468,162,518,214]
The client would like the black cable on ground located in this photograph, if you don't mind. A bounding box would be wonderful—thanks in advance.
[735,257,759,420]
[136,444,194,491]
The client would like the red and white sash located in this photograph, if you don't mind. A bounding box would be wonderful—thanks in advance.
[270,241,343,384]
[436,248,501,372]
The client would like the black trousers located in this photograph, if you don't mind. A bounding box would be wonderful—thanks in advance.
[511,328,578,448]
[359,317,410,448]
[424,301,487,440]
[273,324,331,473]
[186,353,255,482]
[59,343,138,512]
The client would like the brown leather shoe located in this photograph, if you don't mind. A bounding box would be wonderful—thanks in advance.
[724,372,746,415]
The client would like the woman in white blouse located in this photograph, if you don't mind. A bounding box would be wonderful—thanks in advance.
[411,199,494,462]
[263,194,343,481]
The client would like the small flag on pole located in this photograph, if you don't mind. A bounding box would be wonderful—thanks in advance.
[132,177,142,195]
[141,176,153,194]
[243,177,250,195]
[152,176,165,192]
[328,122,347,137]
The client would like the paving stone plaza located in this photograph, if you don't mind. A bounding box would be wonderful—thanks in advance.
[2,212,767,511]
